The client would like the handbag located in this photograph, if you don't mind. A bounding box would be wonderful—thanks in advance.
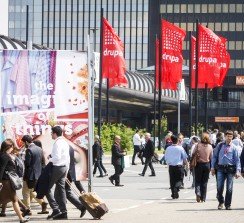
[6,171,22,190]
[190,144,199,170]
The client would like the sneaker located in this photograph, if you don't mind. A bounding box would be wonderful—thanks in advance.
[218,203,224,210]
[115,184,124,187]
[225,206,232,210]
[138,173,144,176]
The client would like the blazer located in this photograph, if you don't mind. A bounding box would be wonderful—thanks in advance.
[111,143,124,166]
[143,139,155,159]
[35,162,53,199]
[24,143,43,181]
[0,153,16,180]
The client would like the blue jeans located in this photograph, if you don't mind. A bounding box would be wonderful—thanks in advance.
[217,170,234,207]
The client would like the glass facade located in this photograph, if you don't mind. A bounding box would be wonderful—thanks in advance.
[8,0,149,71]
[149,1,244,78]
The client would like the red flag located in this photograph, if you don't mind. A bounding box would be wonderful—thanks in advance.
[102,18,127,88]
[218,37,230,86]
[191,36,207,88]
[161,19,186,90]
[198,24,222,87]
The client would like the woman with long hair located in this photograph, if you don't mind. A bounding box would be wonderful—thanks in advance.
[193,133,213,202]
[0,139,29,222]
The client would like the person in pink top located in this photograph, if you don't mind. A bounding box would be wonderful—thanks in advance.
[193,132,213,202]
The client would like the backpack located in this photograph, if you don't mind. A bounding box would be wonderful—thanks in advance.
[15,156,24,178]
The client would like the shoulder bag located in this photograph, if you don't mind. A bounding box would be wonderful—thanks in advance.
[6,171,22,190]
[190,144,199,170]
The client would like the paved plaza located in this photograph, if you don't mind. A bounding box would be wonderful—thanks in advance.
[3,156,244,223]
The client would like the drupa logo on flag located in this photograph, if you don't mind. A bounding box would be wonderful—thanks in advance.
[102,18,127,88]
[161,19,186,90]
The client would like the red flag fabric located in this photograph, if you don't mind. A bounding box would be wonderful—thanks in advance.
[161,19,186,90]
[218,36,230,86]
[198,24,222,87]
[102,18,127,88]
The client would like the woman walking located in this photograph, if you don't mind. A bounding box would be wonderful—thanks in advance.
[0,139,29,222]
[193,133,213,202]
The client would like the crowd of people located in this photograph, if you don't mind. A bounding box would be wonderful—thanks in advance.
[0,126,244,222]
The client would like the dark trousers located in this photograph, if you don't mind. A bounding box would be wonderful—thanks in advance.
[111,165,123,185]
[46,166,67,214]
[132,145,144,164]
[217,170,234,207]
[65,182,85,211]
[142,157,155,175]
[169,165,184,198]
[194,162,210,201]
[93,159,107,176]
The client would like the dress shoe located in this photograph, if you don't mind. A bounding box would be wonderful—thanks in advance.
[138,173,144,176]
[53,212,68,220]
[0,213,6,217]
[20,216,30,223]
[132,163,137,165]
[22,209,32,217]
[225,206,232,210]
[96,175,104,178]
[149,174,156,177]
[196,195,201,203]
[38,202,49,214]
[218,203,224,210]
[80,208,86,218]
[47,211,61,220]
[115,184,124,187]
[109,176,114,185]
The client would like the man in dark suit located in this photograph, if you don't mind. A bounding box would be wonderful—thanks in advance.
[21,135,48,215]
[139,133,156,177]
[109,135,126,187]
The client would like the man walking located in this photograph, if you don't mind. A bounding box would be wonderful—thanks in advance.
[109,135,126,187]
[21,135,48,215]
[138,133,156,177]
[46,126,70,220]
[132,130,144,165]
[211,130,240,210]
[165,135,188,199]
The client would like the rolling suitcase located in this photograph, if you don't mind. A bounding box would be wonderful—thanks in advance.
[66,179,109,219]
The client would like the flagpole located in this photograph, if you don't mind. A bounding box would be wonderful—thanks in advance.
[106,79,109,122]
[87,33,93,192]
[204,83,208,131]
[189,31,192,137]
[154,35,158,147]
[177,82,181,134]
[98,7,104,138]
[195,19,199,135]
[158,16,162,150]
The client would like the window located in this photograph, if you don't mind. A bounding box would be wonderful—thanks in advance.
[180,4,186,13]
[187,4,193,13]
[194,4,201,13]
[215,4,221,13]
[208,4,215,13]
[167,4,173,13]
[236,4,243,13]
[202,4,208,13]
[229,4,235,13]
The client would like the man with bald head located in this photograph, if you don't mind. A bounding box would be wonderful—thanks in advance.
[139,133,156,177]
[109,135,126,187]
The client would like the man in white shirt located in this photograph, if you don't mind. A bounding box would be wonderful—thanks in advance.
[46,126,70,220]
[132,130,144,165]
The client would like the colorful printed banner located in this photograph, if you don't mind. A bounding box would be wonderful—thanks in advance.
[0,50,88,180]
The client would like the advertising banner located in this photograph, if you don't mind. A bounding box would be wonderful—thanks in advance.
[0,50,88,180]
